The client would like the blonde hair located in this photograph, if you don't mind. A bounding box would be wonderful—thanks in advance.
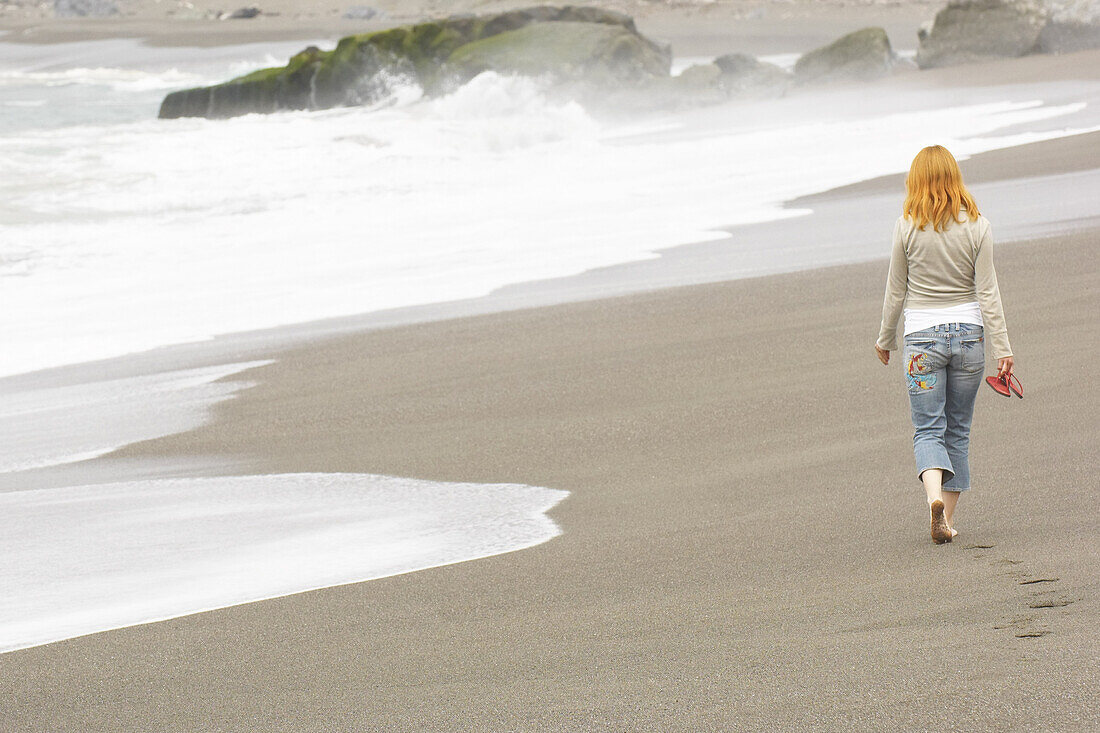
[903,145,980,231]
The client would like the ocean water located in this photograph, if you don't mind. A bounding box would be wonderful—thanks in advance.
[0,348,570,654]
[0,359,270,473]
[2,36,1099,379]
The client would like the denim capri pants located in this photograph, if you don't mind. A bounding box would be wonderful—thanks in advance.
[903,322,985,491]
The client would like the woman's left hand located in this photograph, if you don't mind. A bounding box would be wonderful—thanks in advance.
[875,345,890,365]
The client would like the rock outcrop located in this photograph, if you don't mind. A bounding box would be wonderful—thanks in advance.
[713,53,791,96]
[54,0,118,17]
[447,20,668,87]
[223,7,261,20]
[343,5,383,20]
[793,27,896,84]
[653,63,728,109]
[916,0,1048,67]
[1038,0,1100,53]
[598,51,791,113]
[158,5,671,119]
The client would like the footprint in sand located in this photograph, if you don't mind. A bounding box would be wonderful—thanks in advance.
[962,543,995,558]
[992,615,1049,638]
[1026,591,1077,609]
[977,552,1078,639]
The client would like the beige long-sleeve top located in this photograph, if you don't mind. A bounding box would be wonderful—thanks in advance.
[876,211,1012,359]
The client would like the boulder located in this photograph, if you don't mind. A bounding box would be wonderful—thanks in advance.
[713,52,791,96]
[676,62,722,88]
[664,63,728,108]
[602,54,791,114]
[915,0,1047,68]
[223,7,261,20]
[917,19,934,43]
[1038,0,1100,53]
[53,0,119,17]
[343,5,383,20]
[793,27,896,84]
[159,5,670,119]
[445,20,669,88]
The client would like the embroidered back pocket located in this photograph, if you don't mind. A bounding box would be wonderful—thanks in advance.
[904,344,939,394]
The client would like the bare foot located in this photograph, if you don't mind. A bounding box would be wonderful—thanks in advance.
[930,499,952,544]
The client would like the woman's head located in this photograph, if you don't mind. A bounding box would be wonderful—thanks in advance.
[903,145,980,231]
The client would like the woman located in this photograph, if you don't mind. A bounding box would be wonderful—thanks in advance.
[874,145,1014,545]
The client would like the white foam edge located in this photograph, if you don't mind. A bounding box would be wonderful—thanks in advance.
[0,473,569,654]
[0,359,272,474]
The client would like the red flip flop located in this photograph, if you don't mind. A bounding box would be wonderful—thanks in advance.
[986,373,1023,398]
[986,375,1011,396]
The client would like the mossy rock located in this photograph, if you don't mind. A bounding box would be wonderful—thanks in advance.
[159,5,669,119]
[445,20,668,88]
[794,27,896,84]
[159,46,332,118]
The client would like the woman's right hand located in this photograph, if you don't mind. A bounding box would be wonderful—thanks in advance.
[997,356,1014,379]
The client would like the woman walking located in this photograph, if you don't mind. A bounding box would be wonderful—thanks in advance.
[875,145,1014,544]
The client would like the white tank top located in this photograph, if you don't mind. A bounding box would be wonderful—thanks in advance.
[903,301,983,335]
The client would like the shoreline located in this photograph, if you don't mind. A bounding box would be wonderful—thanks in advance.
[791,129,1100,206]
[2,1,1095,390]
[1,124,1096,396]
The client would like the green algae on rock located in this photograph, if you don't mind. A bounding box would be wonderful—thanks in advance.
[446,20,669,87]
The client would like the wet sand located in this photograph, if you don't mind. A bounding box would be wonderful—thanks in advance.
[793,130,1100,206]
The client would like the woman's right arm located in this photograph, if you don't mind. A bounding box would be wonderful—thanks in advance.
[876,217,908,357]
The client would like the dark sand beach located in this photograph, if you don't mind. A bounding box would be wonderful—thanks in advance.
[2,3,1099,730]
[3,144,1099,730]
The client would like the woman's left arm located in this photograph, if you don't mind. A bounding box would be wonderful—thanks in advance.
[875,218,908,365]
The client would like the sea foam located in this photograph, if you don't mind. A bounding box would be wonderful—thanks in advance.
[0,360,270,474]
[1,40,1099,380]
[0,473,568,653]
